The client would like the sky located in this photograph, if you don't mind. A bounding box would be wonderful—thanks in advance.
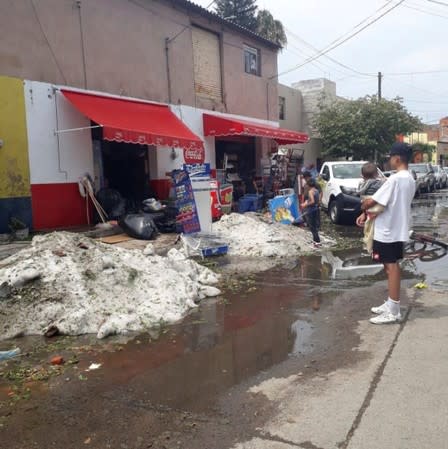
[193,0,448,125]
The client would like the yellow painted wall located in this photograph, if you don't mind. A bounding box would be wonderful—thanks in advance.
[404,132,429,145]
[0,76,30,198]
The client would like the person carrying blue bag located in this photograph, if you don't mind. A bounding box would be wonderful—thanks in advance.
[301,178,321,248]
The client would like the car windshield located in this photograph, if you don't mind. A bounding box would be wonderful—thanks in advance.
[409,164,427,173]
[332,164,364,179]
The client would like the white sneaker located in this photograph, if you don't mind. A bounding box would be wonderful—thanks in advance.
[371,302,389,315]
[369,311,402,325]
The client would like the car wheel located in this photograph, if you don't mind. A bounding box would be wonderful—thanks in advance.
[329,200,341,224]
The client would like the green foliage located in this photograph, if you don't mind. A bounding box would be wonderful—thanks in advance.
[412,142,436,158]
[215,0,258,30]
[215,0,287,46]
[313,96,423,161]
[256,9,287,47]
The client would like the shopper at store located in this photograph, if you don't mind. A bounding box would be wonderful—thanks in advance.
[301,178,321,248]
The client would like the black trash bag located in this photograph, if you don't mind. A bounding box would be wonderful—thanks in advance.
[119,214,158,240]
[96,188,126,220]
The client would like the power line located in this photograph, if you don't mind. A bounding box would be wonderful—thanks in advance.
[383,76,446,98]
[277,0,405,78]
[283,38,369,79]
[30,0,67,84]
[384,69,448,76]
[284,27,375,77]
[426,0,448,7]
[403,2,448,19]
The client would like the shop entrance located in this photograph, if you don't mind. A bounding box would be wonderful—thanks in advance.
[215,137,257,201]
[101,141,150,204]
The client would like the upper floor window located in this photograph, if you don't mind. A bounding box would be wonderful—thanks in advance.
[244,45,260,76]
[279,96,286,120]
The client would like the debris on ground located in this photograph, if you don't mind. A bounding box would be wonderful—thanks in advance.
[0,232,220,339]
[0,348,21,362]
[50,356,64,366]
[414,282,428,289]
[85,363,102,371]
[212,213,333,257]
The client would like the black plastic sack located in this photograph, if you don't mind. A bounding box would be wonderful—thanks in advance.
[119,214,158,240]
[96,188,126,220]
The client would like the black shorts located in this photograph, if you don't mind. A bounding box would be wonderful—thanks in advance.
[372,240,404,264]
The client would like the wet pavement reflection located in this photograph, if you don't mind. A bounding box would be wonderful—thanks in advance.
[2,190,448,449]
[110,188,448,410]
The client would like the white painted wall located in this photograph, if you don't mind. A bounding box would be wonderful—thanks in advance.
[24,80,278,184]
[24,80,94,184]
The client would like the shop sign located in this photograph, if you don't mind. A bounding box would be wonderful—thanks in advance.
[183,163,211,178]
[184,146,205,164]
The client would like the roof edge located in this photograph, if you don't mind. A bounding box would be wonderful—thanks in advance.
[168,0,282,50]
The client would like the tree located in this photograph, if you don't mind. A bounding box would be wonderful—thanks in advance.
[215,0,258,30]
[256,9,287,47]
[313,96,423,161]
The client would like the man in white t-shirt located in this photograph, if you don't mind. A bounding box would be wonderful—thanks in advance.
[356,143,415,324]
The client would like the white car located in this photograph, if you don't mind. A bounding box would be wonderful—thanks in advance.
[319,161,370,224]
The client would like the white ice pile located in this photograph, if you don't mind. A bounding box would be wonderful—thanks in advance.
[212,213,315,257]
[0,232,220,339]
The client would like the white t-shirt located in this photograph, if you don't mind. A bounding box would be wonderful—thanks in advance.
[372,170,416,243]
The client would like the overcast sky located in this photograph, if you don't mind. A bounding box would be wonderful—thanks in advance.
[193,0,448,124]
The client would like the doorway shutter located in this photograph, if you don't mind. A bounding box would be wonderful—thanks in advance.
[192,26,222,102]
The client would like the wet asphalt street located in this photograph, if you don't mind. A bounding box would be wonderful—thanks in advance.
[0,190,447,449]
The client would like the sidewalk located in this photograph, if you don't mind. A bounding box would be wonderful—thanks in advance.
[347,289,448,449]
[232,288,448,449]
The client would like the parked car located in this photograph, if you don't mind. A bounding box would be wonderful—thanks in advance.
[381,169,420,196]
[433,165,447,189]
[319,161,370,224]
[409,163,436,193]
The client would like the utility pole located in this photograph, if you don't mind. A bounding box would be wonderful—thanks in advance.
[374,71,383,163]
[378,71,382,100]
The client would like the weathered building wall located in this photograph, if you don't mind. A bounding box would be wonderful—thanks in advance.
[24,80,94,230]
[0,0,278,121]
[0,76,31,233]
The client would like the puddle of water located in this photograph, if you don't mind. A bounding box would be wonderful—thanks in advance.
[410,190,448,289]
[3,191,447,414]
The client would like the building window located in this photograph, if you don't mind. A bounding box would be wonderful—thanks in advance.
[279,96,286,120]
[244,45,260,76]
[192,26,223,101]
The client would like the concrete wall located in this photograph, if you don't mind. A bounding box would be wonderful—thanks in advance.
[0,0,278,121]
[24,80,94,230]
[278,83,321,166]
[292,78,337,138]
[278,84,303,133]
[0,76,31,233]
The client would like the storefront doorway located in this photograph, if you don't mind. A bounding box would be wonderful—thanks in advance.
[215,137,256,201]
[101,141,150,204]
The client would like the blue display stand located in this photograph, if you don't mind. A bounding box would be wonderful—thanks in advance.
[171,169,201,234]
[269,193,301,224]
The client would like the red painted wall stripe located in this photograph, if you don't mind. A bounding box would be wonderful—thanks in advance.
[31,183,90,230]
[150,179,171,201]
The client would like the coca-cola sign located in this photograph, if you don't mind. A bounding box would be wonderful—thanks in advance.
[184,146,205,164]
